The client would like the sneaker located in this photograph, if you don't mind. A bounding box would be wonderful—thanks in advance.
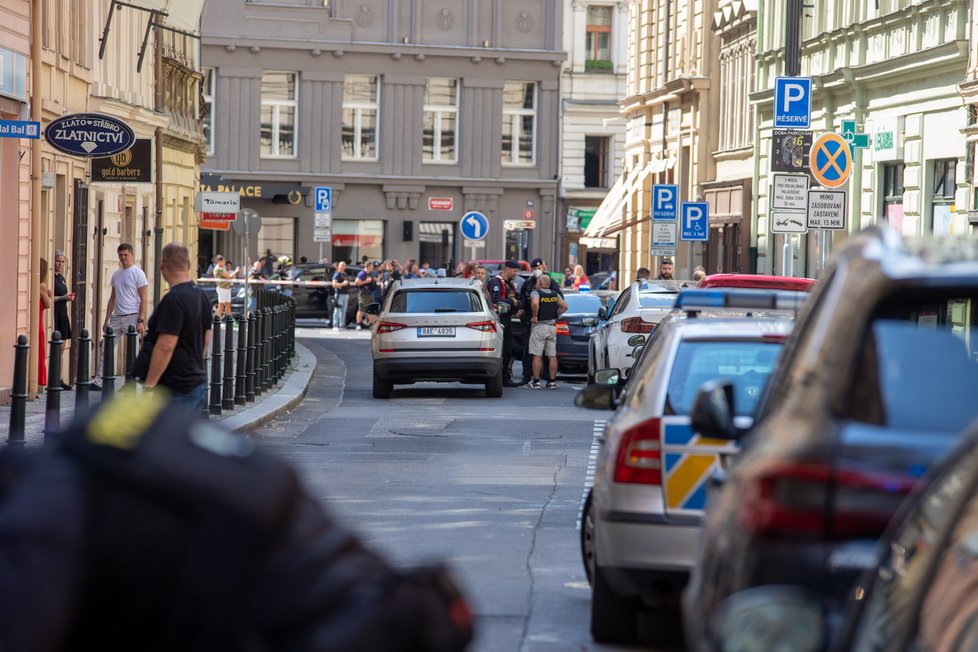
[333,327,341,332]
[524,379,541,389]
[356,325,363,331]
[89,382,102,392]
[504,379,523,388]
[546,381,557,389]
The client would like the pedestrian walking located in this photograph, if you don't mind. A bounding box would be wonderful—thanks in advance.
[132,242,212,411]
[52,250,75,389]
[525,274,567,389]
[213,255,240,319]
[487,260,522,387]
[331,261,351,330]
[354,260,377,330]
[93,243,148,391]
[38,257,53,389]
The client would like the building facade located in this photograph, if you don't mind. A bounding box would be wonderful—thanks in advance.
[753,0,970,277]
[959,0,978,226]
[558,0,628,275]
[200,0,564,272]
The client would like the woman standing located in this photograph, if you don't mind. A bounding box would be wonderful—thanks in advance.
[53,251,75,389]
[38,257,53,387]
[572,264,590,290]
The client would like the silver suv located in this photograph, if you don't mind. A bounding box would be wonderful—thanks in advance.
[369,277,505,398]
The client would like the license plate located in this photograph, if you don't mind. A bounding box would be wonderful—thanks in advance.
[417,326,455,337]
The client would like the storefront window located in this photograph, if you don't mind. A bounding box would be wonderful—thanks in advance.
[882,162,905,233]
[256,217,297,262]
[931,158,957,236]
[332,219,384,264]
[418,222,455,268]
[505,229,529,262]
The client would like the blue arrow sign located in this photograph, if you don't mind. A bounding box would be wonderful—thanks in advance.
[652,185,679,221]
[680,202,709,242]
[460,211,488,241]
[314,186,332,211]
[774,77,812,129]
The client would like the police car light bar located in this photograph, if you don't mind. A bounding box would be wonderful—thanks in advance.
[673,288,807,312]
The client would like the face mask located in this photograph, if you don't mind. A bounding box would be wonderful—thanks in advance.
[533,269,543,277]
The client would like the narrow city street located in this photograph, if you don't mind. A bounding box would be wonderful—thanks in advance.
[249,325,684,652]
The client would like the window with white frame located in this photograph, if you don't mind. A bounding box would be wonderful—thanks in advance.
[502,81,536,165]
[342,74,379,160]
[260,71,297,157]
[202,67,215,155]
[423,78,458,163]
[586,6,613,71]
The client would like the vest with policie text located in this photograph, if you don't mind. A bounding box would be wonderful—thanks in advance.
[534,287,560,322]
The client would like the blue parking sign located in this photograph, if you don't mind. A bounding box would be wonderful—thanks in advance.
[680,202,709,242]
[774,77,812,129]
[652,185,678,221]
[314,186,332,211]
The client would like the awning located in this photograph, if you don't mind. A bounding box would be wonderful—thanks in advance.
[582,165,643,238]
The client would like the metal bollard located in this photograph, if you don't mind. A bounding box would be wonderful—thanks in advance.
[209,315,223,416]
[289,299,296,361]
[124,324,138,384]
[8,335,29,447]
[44,331,64,445]
[246,312,256,402]
[272,305,281,382]
[235,314,247,405]
[102,327,116,400]
[254,309,264,396]
[262,307,272,391]
[75,329,92,410]
[222,315,235,410]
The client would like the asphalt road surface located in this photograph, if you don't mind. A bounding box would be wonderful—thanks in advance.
[250,325,685,652]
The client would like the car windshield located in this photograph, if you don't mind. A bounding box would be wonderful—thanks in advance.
[390,289,482,313]
[666,340,784,416]
[564,294,602,314]
[640,294,678,308]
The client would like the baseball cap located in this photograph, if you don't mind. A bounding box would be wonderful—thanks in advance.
[504,260,520,269]
[530,257,544,268]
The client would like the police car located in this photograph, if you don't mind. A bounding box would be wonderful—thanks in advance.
[575,289,798,644]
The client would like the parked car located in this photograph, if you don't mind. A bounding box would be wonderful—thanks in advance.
[198,281,247,315]
[697,273,816,292]
[683,227,978,648]
[467,260,530,277]
[266,263,363,324]
[554,292,603,373]
[368,277,504,398]
[701,419,978,652]
[574,288,798,644]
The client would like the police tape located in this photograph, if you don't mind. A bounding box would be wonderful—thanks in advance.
[196,277,346,288]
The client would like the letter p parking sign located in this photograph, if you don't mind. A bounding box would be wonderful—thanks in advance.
[774,77,812,129]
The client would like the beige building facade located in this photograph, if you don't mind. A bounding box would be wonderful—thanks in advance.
[959,0,978,226]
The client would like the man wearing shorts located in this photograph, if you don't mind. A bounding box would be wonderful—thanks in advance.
[354,260,376,331]
[525,274,567,389]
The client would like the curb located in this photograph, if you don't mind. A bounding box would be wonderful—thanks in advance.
[220,340,317,433]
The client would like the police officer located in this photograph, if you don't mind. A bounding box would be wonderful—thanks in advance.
[526,274,568,388]
[486,260,522,387]
[517,257,563,385]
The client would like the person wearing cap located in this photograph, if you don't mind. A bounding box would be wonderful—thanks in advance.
[525,273,567,389]
[486,260,522,387]
[354,260,377,331]
[657,258,674,280]
[517,257,563,385]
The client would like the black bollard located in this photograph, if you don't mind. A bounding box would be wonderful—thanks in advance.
[246,312,256,402]
[75,329,91,410]
[235,313,247,405]
[289,299,296,361]
[222,315,235,410]
[102,327,116,400]
[124,324,138,384]
[262,307,272,391]
[44,331,64,445]
[272,305,281,382]
[254,309,264,396]
[8,335,29,447]
[209,315,223,416]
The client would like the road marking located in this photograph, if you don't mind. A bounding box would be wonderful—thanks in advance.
[576,419,606,530]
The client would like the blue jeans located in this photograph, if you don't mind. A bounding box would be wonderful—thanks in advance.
[169,382,208,413]
[332,293,348,328]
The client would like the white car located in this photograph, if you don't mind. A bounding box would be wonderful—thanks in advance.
[587,281,678,381]
[368,277,505,398]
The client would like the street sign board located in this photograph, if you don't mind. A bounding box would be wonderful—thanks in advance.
[231,208,262,236]
[807,189,847,230]
[771,211,808,234]
[314,211,332,228]
[313,228,332,243]
[809,133,852,188]
[459,211,489,240]
[840,120,870,150]
[771,173,809,210]
[773,77,812,129]
[652,222,677,248]
[522,209,535,220]
[771,129,813,174]
[196,191,240,214]
[652,185,679,221]
[0,120,40,139]
[504,220,536,230]
[463,239,486,248]
[651,248,676,257]
[680,202,709,242]
[314,186,332,212]
[200,218,231,231]
[428,197,453,211]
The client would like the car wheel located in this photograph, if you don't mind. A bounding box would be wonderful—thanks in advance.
[591,563,639,644]
[581,490,595,586]
[372,367,392,399]
[485,364,503,398]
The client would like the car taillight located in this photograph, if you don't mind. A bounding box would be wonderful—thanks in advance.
[620,317,655,334]
[466,321,497,333]
[740,462,917,539]
[377,321,408,334]
[613,418,662,484]
[556,321,570,336]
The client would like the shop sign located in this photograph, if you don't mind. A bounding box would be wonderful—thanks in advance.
[566,208,596,232]
[199,173,303,201]
[872,117,902,161]
[428,197,453,211]
[504,220,536,230]
[91,139,152,182]
[771,129,813,174]
[44,113,135,158]
[200,218,231,231]
[195,191,240,214]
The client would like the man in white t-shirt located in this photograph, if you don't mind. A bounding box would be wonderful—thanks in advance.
[93,243,149,390]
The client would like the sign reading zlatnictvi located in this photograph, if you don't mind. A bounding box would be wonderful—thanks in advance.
[44,113,136,158]
[91,139,152,183]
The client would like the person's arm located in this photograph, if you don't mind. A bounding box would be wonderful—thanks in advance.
[143,333,179,388]
[203,327,212,359]
[103,288,117,331]
[40,284,53,309]
[531,293,540,323]
[137,285,148,335]
[557,296,569,317]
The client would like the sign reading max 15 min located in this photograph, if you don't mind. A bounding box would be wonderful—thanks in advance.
[44,113,136,158]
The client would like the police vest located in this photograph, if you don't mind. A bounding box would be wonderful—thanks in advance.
[535,288,560,322]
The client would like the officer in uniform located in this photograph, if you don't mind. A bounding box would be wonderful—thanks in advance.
[486,260,522,387]
[525,273,568,389]
[517,257,563,385]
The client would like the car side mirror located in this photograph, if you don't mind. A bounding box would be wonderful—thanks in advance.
[712,586,824,652]
[594,368,620,386]
[364,303,381,316]
[574,384,618,410]
[630,344,645,359]
[690,379,739,440]
[598,306,609,321]
[582,317,597,327]
[626,334,646,347]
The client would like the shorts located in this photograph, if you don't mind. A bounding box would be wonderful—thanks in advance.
[358,293,372,310]
[529,322,557,357]
[216,287,232,303]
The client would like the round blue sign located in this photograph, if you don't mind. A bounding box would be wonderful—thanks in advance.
[459,211,488,241]
[44,113,136,159]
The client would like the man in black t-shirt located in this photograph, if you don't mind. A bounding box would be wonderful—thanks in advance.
[141,242,212,411]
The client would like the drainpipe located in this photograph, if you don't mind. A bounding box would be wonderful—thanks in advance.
[752,1,765,273]
[153,21,164,305]
[28,0,42,396]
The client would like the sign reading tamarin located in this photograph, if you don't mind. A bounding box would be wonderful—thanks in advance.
[91,139,152,183]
